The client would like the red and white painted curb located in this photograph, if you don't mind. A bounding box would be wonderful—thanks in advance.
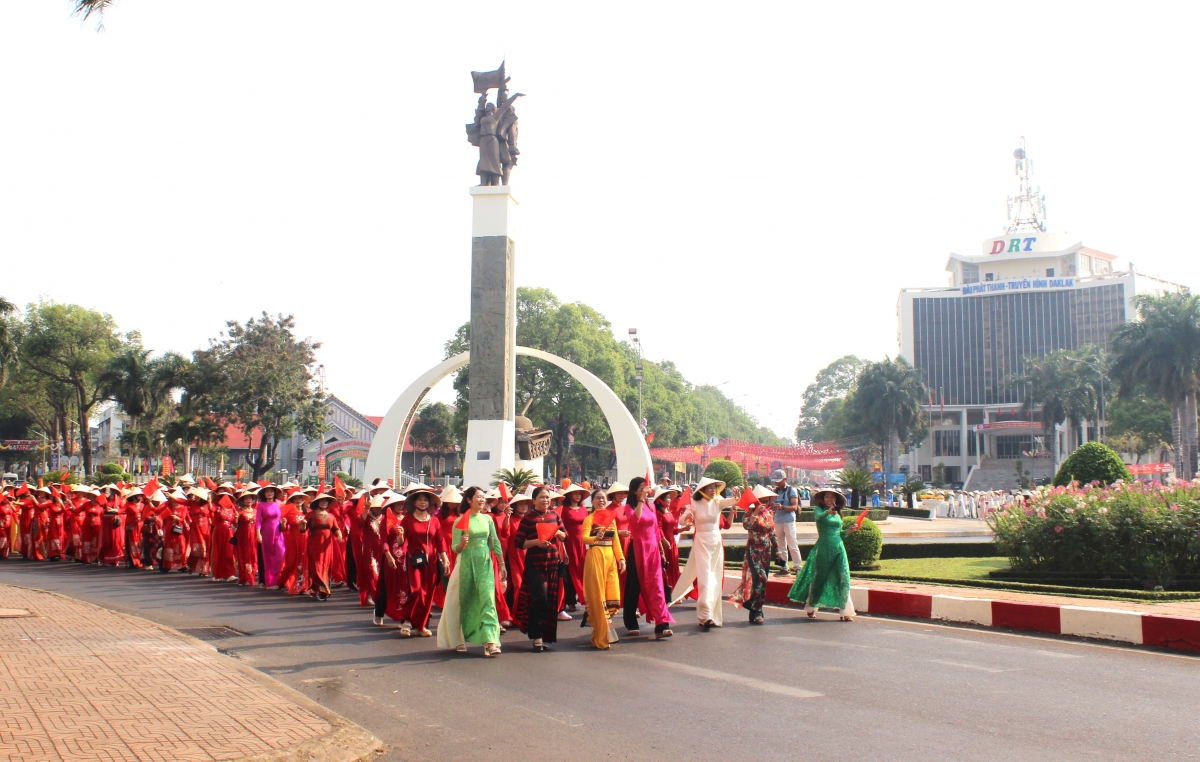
[758,577,1200,654]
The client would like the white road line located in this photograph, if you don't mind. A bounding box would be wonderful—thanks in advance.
[618,655,822,698]
[778,636,896,652]
[880,628,1082,658]
[930,659,1008,673]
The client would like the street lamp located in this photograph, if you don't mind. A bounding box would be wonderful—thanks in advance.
[629,328,644,433]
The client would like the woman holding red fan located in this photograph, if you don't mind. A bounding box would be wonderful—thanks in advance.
[436,486,505,657]
[736,485,782,624]
[788,488,858,621]
[511,485,566,652]
[580,488,625,649]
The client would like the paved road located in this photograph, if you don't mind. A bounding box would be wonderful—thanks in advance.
[2,560,1196,762]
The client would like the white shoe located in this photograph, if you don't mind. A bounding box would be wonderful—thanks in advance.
[557,611,572,621]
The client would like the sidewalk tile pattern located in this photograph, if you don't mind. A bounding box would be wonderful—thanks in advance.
[0,585,329,762]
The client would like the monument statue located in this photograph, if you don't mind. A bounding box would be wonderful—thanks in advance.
[466,62,523,186]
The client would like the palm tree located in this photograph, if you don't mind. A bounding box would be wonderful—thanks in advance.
[1110,292,1200,479]
[833,467,876,508]
[98,348,156,431]
[848,358,927,480]
[491,467,538,494]
[1017,346,1105,464]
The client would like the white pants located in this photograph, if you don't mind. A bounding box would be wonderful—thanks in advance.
[774,521,802,570]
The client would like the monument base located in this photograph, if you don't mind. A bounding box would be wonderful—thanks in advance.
[463,419,516,490]
[514,456,545,481]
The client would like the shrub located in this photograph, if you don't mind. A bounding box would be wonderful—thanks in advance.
[703,459,743,489]
[988,480,1200,589]
[1052,442,1131,487]
[101,463,123,475]
[842,516,882,569]
[43,470,75,485]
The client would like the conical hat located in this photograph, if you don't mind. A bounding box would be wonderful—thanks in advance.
[439,485,463,504]
[604,482,628,497]
[752,484,778,500]
[694,476,726,496]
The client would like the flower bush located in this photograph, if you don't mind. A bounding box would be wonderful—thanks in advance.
[988,479,1200,588]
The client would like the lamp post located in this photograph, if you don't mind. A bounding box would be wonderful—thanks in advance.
[629,328,644,433]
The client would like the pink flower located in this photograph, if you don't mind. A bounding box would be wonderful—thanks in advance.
[1054,526,1064,533]
[1170,504,1180,511]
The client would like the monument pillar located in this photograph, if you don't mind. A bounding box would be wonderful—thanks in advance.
[463,185,518,488]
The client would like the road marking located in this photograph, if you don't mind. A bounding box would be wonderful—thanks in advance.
[930,659,1007,673]
[778,636,896,652]
[619,654,821,698]
[880,629,1082,658]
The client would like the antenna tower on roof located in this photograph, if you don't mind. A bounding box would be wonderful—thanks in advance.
[1003,136,1047,234]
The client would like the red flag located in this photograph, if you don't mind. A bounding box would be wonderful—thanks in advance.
[256,480,270,489]
[218,494,234,510]
[144,477,160,497]
[38,478,44,488]
[591,508,616,527]
[535,522,559,542]
[236,469,246,482]
[16,483,28,496]
[646,432,655,444]
[454,509,471,532]
[205,477,217,490]
[736,487,757,511]
[671,486,691,517]
[333,475,346,499]
[854,508,871,530]
[498,482,511,501]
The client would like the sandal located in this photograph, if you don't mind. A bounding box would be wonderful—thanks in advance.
[456,644,467,653]
[399,624,412,637]
[627,630,641,637]
[654,629,673,640]
[372,616,384,626]
[419,628,432,637]
[752,616,764,625]
[484,643,501,657]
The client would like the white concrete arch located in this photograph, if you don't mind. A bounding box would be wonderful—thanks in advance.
[363,347,652,487]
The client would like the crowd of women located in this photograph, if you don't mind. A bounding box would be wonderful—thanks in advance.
[0,471,861,657]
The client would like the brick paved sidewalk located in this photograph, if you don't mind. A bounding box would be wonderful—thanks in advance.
[0,585,381,762]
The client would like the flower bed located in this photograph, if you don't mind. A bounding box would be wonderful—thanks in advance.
[987,480,1200,590]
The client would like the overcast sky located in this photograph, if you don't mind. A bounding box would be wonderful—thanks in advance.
[3,1,1197,438]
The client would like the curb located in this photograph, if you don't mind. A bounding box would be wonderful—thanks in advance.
[2,583,385,762]
[761,577,1200,654]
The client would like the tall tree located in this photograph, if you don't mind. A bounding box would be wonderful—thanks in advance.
[1110,291,1200,479]
[17,302,128,473]
[187,313,327,481]
[409,402,455,476]
[795,355,865,443]
[1106,389,1172,463]
[0,296,17,388]
[1017,346,1105,460]
[846,357,927,477]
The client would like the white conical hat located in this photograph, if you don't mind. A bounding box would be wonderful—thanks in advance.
[752,484,778,500]
[694,476,726,496]
[440,485,463,504]
[604,481,628,497]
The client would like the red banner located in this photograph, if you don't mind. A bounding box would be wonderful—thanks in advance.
[650,438,845,471]
[1127,462,1173,475]
[318,455,326,482]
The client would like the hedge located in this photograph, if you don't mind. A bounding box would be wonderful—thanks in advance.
[989,479,1200,589]
[798,509,889,523]
[680,541,999,562]
[1052,441,1131,487]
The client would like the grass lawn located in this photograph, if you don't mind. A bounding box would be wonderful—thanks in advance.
[865,557,1010,580]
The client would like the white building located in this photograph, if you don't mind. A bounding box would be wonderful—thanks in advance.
[896,141,1175,490]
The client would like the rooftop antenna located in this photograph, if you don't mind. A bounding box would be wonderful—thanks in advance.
[1003,136,1047,234]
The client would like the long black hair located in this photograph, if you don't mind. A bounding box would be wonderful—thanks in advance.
[461,486,483,506]
[627,476,647,508]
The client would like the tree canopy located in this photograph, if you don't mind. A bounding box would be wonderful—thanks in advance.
[446,287,781,479]
[187,313,327,480]
[795,355,864,443]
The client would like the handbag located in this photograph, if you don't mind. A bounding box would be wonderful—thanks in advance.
[410,550,428,568]
[112,517,121,528]
[171,523,184,535]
